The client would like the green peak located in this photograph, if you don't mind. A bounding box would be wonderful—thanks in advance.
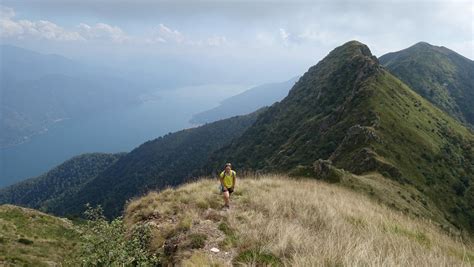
[408,41,453,55]
[335,40,373,57]
[412,41,433,48]
[343,40,367,47]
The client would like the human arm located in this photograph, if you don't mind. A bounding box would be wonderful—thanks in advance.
[232,172,236,189]
[219,172,227,190]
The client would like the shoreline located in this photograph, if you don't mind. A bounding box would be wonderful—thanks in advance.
[1,118,71,150]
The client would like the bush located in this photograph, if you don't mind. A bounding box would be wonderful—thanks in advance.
[188,233,207,249]
[70,205,159,266]
[17,238,33,245]
[233,249,282,266]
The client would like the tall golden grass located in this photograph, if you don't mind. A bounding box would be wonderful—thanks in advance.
[124,174,473,266]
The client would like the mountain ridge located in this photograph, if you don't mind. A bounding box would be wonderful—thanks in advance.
[190,77,298,124]
[0,153,124,212]
[207,40,474,233]
[380,41,474,127]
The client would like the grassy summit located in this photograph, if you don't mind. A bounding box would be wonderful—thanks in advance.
[380,42,474,126]
[124,175,473,266]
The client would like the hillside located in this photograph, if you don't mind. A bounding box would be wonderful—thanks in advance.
[190,77,298,124]
[207,41,474,233]
[0,153,124,213]
[0,204,80,266]
[380,42,474,126]
[124,175,473,266]
[49,110,264,218]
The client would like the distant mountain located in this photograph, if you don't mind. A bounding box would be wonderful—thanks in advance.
[207,41,474,233]
[0,45,142,148]
[380,42,474,126]
[1,45,85,82]
[190,77,298,124]
[0,153,123,213]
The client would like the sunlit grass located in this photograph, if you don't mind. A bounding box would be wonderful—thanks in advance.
[125,174,473,266]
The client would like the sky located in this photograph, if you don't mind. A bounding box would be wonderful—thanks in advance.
[1,0,473,85]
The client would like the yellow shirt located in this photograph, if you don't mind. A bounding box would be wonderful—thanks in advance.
[220,170,236,188]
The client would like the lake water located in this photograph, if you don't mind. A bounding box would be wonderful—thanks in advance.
[0,84,248,188]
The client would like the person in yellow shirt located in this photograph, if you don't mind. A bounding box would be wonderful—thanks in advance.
[219,163,236,209]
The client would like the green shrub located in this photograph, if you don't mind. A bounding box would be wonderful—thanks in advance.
[218,222,238,249]
[234,249,282,266]
[70,205,159,266]
[17,238,33,245]
[188,233,207,249]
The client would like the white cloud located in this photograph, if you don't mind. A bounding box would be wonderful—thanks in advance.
[77,23,129,43]
[145,23,228,47]
[0,5,127,42]
[152,23,185,44]
[279,28,290,45]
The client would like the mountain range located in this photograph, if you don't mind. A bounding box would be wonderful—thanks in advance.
[190,77,298,124]
[209,41,473,232]
[1,41,472,236]
[0,45,144,148]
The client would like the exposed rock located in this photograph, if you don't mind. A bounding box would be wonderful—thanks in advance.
[164,237,179,256]
[313,159,343,183]
[349,148,403,182]
[329,124,381,161]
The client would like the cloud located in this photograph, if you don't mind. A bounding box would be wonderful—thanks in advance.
[1,2,472,59]
[77,23,129,43]
[0,5,127,42]
[205,36,228,47]
[0,5,83,41]
[279,28,290,45]
[145,23,228,47]
[0,5,14,19]
[1,6,229,47]
[153,23,185,44]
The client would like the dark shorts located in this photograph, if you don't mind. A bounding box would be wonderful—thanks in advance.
[221,186,234,194]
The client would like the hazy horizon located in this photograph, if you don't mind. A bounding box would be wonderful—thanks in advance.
[1,0,472,86]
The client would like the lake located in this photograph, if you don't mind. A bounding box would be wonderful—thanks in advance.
[0,84,249,188]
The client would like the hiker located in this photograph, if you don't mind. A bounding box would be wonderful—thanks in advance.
[219,163,236,209]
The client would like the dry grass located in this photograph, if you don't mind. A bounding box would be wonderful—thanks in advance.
[124,174,473,266]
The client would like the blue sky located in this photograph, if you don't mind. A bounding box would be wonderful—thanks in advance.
[1,0,472,85]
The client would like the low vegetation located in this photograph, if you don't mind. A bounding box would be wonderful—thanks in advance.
[123,175,473,266]
[0,204,80,266]
[70,205,159,266]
